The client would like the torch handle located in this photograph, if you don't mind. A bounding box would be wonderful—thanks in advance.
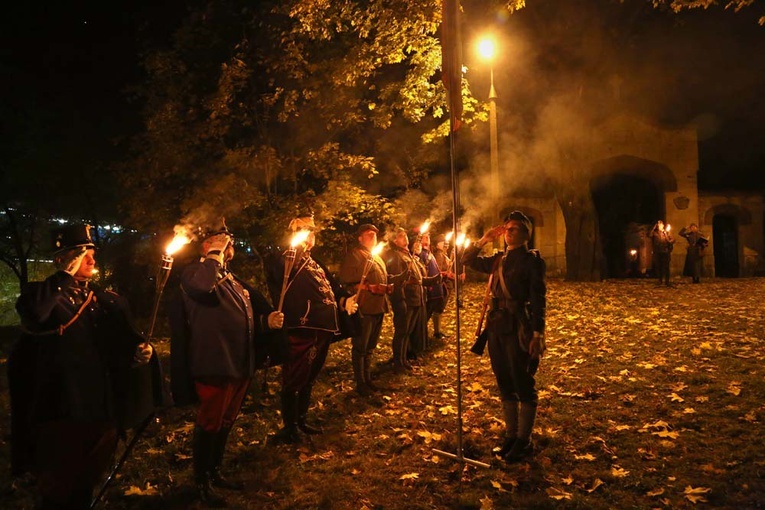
[277,251,297,313]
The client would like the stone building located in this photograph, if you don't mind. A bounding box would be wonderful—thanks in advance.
[485,114,765,278]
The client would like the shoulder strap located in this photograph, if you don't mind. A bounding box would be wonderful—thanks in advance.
[20,291,95,336]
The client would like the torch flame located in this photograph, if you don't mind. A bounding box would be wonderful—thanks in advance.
[290,230,311,248]
[455,232,466,247]
[666,224,671,232]
[371,241,386,257]
[420,220,431,235]
[629,249,637,256]
[465,238,472,248]
[445,231,454,242]
[166,233,191,255]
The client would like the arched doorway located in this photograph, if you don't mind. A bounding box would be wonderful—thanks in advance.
[592,174,663,278]
[713,215,739,277]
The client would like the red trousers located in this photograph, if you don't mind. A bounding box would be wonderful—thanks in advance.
[194,377,250,432]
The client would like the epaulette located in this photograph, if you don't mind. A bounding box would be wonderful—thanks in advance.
[528,249,541,258]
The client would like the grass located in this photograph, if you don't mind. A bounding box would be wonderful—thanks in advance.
[1,277,764,509]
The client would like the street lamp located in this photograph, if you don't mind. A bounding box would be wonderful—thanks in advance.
[477,36,501,238]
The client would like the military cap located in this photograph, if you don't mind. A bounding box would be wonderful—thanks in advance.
[52,224,95,254]
[200,218,233,240]
[503,210,533,234]
[356,223,379,236]
[289,214,316,232]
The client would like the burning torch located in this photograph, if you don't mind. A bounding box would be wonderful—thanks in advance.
[417,220,431,242]
[355,241,386,301]
[145,231,191,343]
[277,229,311,312]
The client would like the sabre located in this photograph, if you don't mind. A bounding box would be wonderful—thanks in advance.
[277,230,310,312]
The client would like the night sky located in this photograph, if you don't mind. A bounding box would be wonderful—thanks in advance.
[3,1,765,199]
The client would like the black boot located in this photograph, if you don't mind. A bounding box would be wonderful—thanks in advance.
[363,355,381,392]
[495,400,518,457]
[273,391,301,444]
[193,426,227,507]
[297,388,323,434]
[210,426,244,491]
[504,402,536,463]
[352,353,371,396]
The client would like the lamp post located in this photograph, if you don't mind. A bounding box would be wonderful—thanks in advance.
[478,37,501,247]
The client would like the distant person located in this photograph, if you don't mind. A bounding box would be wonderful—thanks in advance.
[431,233,454,339]
[462,211,546,463]
[11,224,157,509]
[650,220,675,286]
[679,223,709,283]
[418,232,446,343]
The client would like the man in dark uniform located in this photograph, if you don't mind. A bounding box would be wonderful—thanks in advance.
[462,211,546,463]
[172,224,284,506]
[271,215,357,443]
[339,224,391,396]
[383,228,439,372]
[432,233,454,339]
[419,232,446,342]
[679,223,708,283]
[651,220,675,286]
[12,224,155,508]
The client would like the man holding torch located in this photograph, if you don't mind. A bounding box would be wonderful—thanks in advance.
[462,211,546,463]
[270,214,357,443]
[339,224,390,396]
[173,223,284,506]
[11,224,156,508]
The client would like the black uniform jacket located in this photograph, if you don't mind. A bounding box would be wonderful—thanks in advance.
[170,258,277,405]
[462,244,547,334]
[10,271,165,473]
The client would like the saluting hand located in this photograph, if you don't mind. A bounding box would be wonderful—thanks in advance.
[267,311,284,329]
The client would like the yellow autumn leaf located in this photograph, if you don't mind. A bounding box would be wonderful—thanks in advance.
[646,487,665,497]
[400,472,419,480]
[480,495,494,509]
[683,407,697,414]
[123,483,158,496]
[561,475,574,485]
[439,405,455,415]
[727,383,742,396]
[546,487,573,500]
[490,480,507,492]
[587,478,605,493]
[653,430,680,439]
[575,453,596,461]
[669,393,685,402]
[611,466,630,477]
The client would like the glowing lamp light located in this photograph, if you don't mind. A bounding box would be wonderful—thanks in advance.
[477,37,496,62]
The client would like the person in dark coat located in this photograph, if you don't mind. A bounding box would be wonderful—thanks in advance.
[338,224,391,396]
[383,228,439,372]
[11,224,155,509]
[173,223,284,506]
[679,223,709,283]
[462,211,546,463]
[650,220,676,286]
[269,214,357,443]
[419,232,446,342]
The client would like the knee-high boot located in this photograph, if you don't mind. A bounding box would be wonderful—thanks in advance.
[193,426,227,507]
[210,426,244,490]
[363,355,380,391]
[352,352,371,396]
[496,400,518,457]
[505,402,536,463]
[273,391,301,444]
[297,387,323,434]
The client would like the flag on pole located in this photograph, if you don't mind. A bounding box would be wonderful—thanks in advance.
[441,0,463,131]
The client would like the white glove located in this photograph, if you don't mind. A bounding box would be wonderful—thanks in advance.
[133,342,153,365]
[268,311,284,329]
[344,295,358,315]
[59,247,88,276]
[205,234,231,264]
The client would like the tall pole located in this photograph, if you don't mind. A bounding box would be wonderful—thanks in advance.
[488,67,502,250]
